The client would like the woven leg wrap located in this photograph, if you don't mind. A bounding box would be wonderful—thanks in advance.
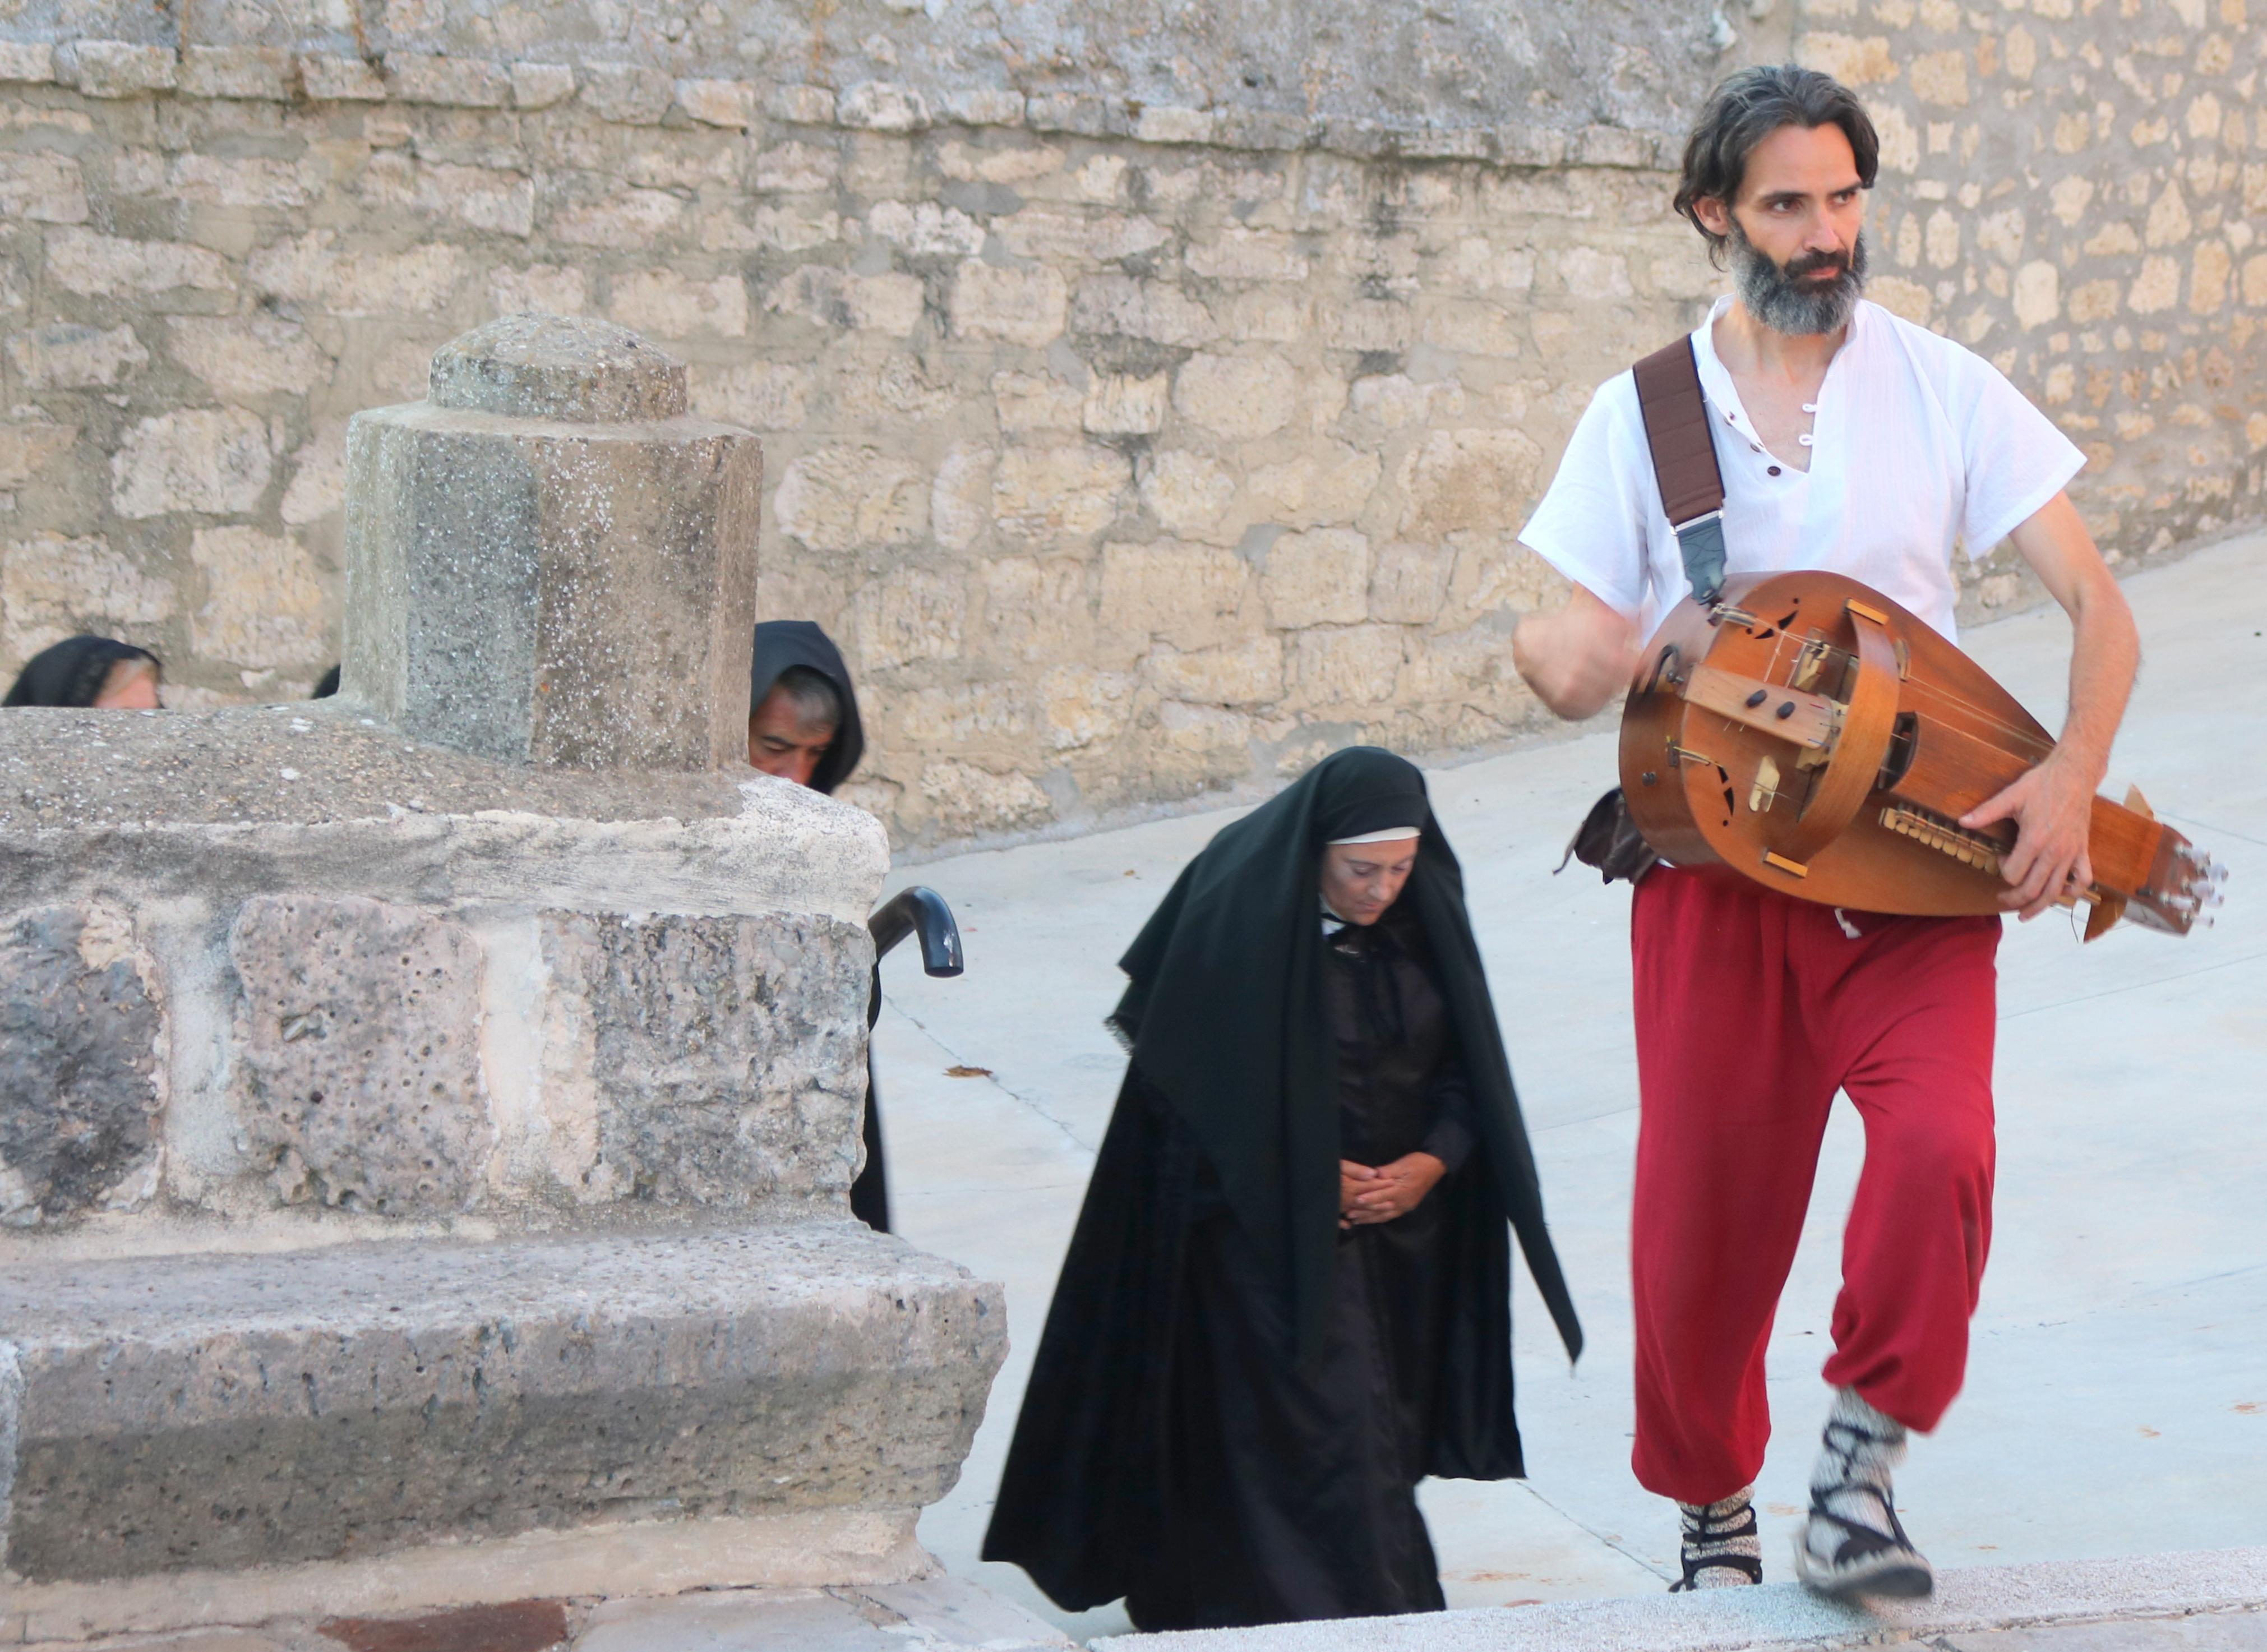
[1669,1484,1762,1591]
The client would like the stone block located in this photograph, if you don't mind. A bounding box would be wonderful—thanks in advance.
[775,447,929,554]
[991,443,1128,544]
[851,568,965,670]
[188,525,328,669]
[64,40,175,97]
[0,420,77,490]
[1098,539,1248,650]
[768,84,837,124]
[229,894,490,1213]
[1070,275,1218,347]
[387,54,511,107]
[839,81,932,132]
[179,45,292,100]
[0,530,174,662]
[45,229,234,299]
[511,61,577,108]
[950,262,1068,347]
[578,62,673,124]
[0,905,163,1227]
[1245,446,1380,528]
[1262,528,1371,628]
[301,53,387,100]
[4,322,147,390]
[171,153,322,210]
[608,268,750,339]
[1139,450,1239,538]
[0,153,87,225]
[1294,623,1406,708]
[1143,635,1284,705]
[363,154,537,238]
[0,1226,1005,1582]
[1083,373,1170,435]
[343,316,760,770]
[1173,352,1298,439]
[868,200,985,257]
[110,408,273,520]
[1369,541,1454,624]
[541,911,870,1205]
[549,188,686,249]
[918,760,1053,832]
[677,77,754,128]
[0,41,56,84]
[1396,426,1545,535]
[166,315,330,398]
[945,87,1025,127]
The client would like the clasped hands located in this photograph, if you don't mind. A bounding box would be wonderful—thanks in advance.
[1339,1152,1447,1228]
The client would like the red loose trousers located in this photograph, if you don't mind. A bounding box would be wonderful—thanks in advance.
[1628,865,2002,1505]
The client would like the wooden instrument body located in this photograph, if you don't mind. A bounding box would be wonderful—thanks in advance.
[1618,571,2214,934]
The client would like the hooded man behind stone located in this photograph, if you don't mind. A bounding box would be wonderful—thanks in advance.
[5,636,163,709]
[749,620,890,1228]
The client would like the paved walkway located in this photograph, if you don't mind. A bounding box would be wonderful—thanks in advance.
[871,533,2267,1641]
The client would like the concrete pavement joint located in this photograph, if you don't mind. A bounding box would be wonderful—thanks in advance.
[880,993,1103,1159]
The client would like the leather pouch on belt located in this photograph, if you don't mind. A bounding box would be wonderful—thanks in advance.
[1557,787,1661,885]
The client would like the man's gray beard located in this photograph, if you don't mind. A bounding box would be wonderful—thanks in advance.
[1726,222,1868,335]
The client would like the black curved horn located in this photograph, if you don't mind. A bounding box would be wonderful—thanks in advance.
[868,885,964,977]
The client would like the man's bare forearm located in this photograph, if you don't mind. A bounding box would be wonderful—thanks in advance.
[2052,575,2139,787]
[1512,579,1640,722]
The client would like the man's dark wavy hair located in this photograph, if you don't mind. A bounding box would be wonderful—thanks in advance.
[1674,64,1880,269]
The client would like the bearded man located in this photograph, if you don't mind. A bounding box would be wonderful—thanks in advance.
[1513,66,2139,1599]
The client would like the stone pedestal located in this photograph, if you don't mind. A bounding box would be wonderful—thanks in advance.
[0,319,1005,1638]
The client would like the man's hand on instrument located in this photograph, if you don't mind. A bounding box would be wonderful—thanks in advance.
[1960,750,2096,920]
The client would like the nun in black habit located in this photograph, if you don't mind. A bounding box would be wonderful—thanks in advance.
[748,621,888,1229]
[983,747,1583,1631]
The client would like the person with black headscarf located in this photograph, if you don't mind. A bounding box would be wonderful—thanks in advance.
[4,636,163,708]
[749,620,890,1228]
[983,746,1582,1632]
[750,620,864,792]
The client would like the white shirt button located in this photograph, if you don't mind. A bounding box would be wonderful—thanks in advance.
[1798,433,1814,446]
[1802,403,1819,413]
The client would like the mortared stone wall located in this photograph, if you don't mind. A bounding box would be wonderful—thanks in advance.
[0,0,2260,847]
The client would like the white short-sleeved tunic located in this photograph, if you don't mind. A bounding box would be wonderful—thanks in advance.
[1518,296,2084,643]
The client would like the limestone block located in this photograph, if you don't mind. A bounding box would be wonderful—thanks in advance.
[1140,450,1239,539]
[188,526,328,670]
[579,62,673,124]
[1397,427,1545,536]
[300,53,387,100]
[918,760,1052,832]
[1262,529,1371,628]
[1186,227,1310,283]
[540,912,870,1206]
[1369,541,1454,625]
[756,142,840,193]
[677,78,754,129]
[895,681,1036,755]
[851,569,965,670]
[249,231,464,317]
[932,443,997,549]
[110,408,273,519]
[0,531,174,661]
[230,894,490,1214]
[45,229,234,299]
[165,315,330,399]
[998,207,1170,264]
[768,84,837,124]
[1041,666,1135,751]
[1173,353,1297,439]
[550,187,687,248]
[511,61,578,108]
[1294,624,1407,709]
[363,154,537,237]
[492,263,589,317]
[64,40,175,97]
[280,422,350,526]
[1245,446,1380,528]
[1137,105,1215,145]
[170,153,322,210]
[950,262,1068,347]
[390,56,514,108]
[608,269,751,339]
[691,360,812,430]
[0,905,163,1227]
[776,447,929,553]
[0,1227,1005,1582]
[869,200,985,257]
[946,87,1026,127]
[4,322,147,390]
[343,316,760,770]
[1143,635,1285,705]
[977,557,1090,663]
[1098,540,1248,650]
[0,421,76,490]
[1083,373,1170,435]
[0,153,87,225]
[0,41,56,83]
[991,444,1128,544]
[992,371,1084,433]
[1070,275,1218,347]
[839,81,932,132]
[179,45,293,100]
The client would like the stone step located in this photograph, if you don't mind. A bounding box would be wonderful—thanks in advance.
[1095,1547,2267,1651]
[0,1223,1005,1632]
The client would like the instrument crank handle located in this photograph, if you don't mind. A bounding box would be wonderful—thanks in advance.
[869,886,965,977]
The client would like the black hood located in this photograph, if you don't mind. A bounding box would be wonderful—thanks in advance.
[749,620,864,794]
[5,636,161,708]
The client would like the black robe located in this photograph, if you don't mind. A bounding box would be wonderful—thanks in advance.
[983,748,1581,1631]
[751,621,888,1230]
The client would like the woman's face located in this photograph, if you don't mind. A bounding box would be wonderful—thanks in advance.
[1319,839,1418,926]
[93,660,160,709]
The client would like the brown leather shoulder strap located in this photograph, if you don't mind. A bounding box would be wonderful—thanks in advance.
[1632,336,1724,527]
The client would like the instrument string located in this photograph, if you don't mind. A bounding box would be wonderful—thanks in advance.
[1749,628,2059,760]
